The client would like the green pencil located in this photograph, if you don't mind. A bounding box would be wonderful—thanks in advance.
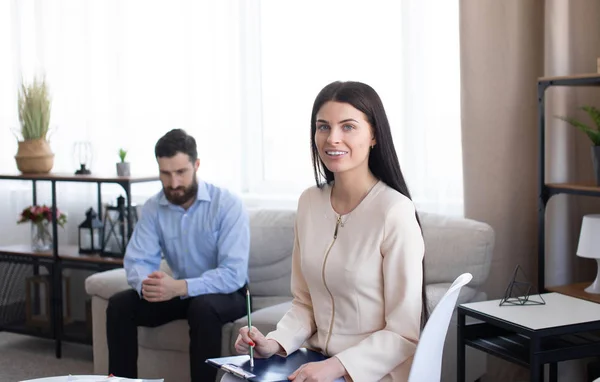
[246,288,254,368]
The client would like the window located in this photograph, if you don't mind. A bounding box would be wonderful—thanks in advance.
[1,0,463,216]
[243,0,463,215]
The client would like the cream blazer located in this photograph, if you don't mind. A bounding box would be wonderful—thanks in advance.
[267,181,425,382]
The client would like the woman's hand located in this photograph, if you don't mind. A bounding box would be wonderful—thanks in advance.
[234,326,282,358]
[288,356,347,382]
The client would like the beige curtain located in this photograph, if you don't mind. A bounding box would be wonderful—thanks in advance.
[461,0,600,381]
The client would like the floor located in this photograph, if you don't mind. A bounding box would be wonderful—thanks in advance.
[0,332,93,382]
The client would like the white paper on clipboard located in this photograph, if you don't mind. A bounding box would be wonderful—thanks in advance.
[221,364,257,379]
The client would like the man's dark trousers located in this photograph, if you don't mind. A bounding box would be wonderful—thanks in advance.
[106,287,246,382]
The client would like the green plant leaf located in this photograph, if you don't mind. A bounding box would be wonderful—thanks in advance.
[17,76,51,141]
[588,130,600,145]
[581,105,600,132]
[555,115,600,145]
[118,148,127,162]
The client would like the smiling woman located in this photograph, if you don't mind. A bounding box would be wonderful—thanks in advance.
[231,81,427,382]
[314,102,375,182]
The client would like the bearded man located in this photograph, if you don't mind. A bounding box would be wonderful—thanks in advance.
[106,128,250,382]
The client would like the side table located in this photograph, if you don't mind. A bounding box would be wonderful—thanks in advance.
[458,292,600,382]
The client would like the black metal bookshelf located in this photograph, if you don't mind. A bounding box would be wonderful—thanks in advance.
[0,173,158,357]
[537,73,600,294]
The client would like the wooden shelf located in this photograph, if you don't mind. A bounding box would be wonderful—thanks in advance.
[0,244,123,265]
[0,244,54,259]
[59,245,124,265]
[547,282,600,304]
[539,73,600,81]
[546,183,600,197]
[538,73,600,87]
[0,172,158,183]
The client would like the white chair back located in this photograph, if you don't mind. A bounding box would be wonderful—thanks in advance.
[408,272,473,382]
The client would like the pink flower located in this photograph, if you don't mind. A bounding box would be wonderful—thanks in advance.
[17,204,68,228]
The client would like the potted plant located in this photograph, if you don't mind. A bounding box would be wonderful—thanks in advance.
[14,76,54,173]
[555,105,600,185]
[116,148,130,176]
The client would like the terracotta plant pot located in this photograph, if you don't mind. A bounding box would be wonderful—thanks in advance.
[15,139,54,174]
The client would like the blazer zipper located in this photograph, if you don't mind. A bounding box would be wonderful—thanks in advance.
[322,215,341,355]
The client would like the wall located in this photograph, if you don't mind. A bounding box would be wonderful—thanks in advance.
[461,0,600,380]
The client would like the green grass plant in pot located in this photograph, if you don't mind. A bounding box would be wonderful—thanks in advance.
[116,148,130,176]
[14,76,54,173]
[555,105,600,185]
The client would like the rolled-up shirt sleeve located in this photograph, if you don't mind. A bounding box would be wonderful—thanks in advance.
[123,200,162,296]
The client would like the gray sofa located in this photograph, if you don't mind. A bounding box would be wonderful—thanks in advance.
[85,208,494,382]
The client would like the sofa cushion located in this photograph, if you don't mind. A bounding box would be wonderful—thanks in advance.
[252,296,293,311]
[247,209,295,298]
[420,212,494,286]
[425,283,476,313]
[139,320,189,353]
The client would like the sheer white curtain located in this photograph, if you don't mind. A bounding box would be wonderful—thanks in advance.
[244,0,463,215]
[0,0,463,227]
[1,0,246,246]
[7,0,244,189]
[0,0,29,246]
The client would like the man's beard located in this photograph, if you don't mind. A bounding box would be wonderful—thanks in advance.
[164,177,198,206]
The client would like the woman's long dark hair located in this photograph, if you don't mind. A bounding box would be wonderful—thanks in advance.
[309,81,429,327]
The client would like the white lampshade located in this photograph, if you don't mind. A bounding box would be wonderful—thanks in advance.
[577,214,600,259]
[576,214,600,294]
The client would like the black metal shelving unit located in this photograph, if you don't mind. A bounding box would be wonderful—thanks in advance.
[0,172,158,357]
[537,73,600,294]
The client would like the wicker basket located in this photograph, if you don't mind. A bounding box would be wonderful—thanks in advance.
[14,139,55,174]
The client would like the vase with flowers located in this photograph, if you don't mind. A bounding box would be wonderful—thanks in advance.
[17,205,67,252]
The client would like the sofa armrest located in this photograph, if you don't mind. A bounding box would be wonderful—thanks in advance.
[85,268,131,300]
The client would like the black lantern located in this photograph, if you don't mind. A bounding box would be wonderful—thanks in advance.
[101,196,138,257]
[78,208,103,254]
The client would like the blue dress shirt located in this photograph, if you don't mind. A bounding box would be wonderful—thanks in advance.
[123,180,250,297]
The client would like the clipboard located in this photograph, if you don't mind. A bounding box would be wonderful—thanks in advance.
[206,348,336,382]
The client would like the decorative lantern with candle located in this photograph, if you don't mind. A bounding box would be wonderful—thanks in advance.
[78,207,103,254]
[73,141,93,175]
[101,196,138,257]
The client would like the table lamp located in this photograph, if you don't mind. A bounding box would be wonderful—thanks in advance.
[577,214,600,294]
